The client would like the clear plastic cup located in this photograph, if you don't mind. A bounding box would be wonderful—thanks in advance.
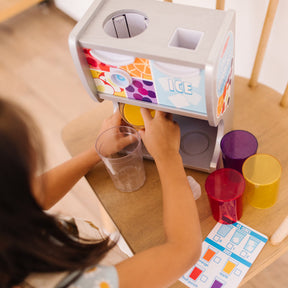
[220,130,258,174]
[242,154,282,209]
[95,126,146,192]
[205,168,245,224]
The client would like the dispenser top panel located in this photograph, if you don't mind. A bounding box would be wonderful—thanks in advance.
[77,0,234,67]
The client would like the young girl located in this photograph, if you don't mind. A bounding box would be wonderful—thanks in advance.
[0,97,202,288]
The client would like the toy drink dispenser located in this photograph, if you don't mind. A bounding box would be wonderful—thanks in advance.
[69,0,235,172]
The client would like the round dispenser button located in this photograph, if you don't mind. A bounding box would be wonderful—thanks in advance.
[109,69,132,88]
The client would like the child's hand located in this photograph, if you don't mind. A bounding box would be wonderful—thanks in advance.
[138,108,180,162]
[97,109,123,135]
[96,110,137,157]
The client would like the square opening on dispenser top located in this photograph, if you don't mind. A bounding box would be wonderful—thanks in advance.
[169,28,203,51]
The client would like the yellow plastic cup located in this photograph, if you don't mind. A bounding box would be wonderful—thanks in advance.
[242,154,282,209]
[119,103,155,129]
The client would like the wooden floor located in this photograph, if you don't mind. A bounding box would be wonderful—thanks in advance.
[0,4,287,287]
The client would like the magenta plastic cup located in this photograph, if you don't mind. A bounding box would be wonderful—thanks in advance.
[220,130,258,174]
[205,168,245,224]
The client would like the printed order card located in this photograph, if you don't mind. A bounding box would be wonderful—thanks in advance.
[180,221,268,288]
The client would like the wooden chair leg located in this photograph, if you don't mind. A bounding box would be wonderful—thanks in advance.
[248,0,279,87]
[280,83,288,108]
[270,215,288,245]
[216,0,225,10]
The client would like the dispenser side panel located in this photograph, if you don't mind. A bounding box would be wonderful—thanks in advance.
[82,47,207,116]
[205,12,235,128]
[215,30,234,119]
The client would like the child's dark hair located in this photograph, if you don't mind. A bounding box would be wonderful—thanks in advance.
[0,98,116,287]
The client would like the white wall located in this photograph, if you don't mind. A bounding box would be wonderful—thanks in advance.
[54,0,94,21]
[55,0,288,94]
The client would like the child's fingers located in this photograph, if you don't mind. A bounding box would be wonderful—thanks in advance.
[117,134,137,150]
[155,110,173,121]
[155,110,166,118]
[113,109,122,121]
[140,108,153,124]
[165,113,173,121]
[106,110,122,127]
[138,129,145,139]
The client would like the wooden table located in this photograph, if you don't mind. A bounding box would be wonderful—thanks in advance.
[62,76,288,287]
[0,0,44,22]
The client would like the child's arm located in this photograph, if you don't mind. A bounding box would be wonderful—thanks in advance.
[34,110,123,210]
[116,109,202,288]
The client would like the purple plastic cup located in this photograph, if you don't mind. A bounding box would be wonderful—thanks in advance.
[220,130,258,174]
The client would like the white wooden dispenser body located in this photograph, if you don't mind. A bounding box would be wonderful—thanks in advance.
[69,0,235,172]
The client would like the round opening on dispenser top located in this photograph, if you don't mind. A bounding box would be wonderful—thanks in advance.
[103,10,149,39]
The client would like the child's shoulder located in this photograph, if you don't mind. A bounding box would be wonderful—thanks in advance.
[69,265,118,288]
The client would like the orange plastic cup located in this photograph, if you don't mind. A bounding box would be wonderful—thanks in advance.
[242,154,282,209]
